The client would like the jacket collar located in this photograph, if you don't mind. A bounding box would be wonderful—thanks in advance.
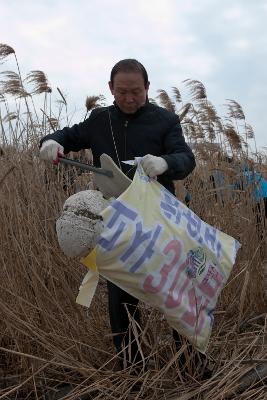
[113,100,150,119]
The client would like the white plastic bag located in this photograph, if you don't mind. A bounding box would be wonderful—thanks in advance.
[77,163,241,352]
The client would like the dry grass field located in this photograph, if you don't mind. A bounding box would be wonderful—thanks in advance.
[0,44,266,399]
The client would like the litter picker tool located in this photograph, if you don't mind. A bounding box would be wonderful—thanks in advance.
[58,153,132,199]
[58,155,113,177]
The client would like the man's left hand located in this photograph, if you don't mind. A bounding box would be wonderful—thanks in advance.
[141,154,168,178]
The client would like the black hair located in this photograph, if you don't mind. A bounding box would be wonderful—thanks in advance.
[110,59,149,87]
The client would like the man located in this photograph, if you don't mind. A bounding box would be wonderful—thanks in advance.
[40,59,196,370]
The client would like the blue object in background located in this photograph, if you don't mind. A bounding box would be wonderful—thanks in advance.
[238,169,267,203]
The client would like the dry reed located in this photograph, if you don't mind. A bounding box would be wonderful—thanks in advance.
[0,43,266,399]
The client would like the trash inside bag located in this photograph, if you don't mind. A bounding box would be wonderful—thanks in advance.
[56,190,108,258]
[76,163,241,353]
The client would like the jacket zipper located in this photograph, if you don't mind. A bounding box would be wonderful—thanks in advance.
[124,120,128,159]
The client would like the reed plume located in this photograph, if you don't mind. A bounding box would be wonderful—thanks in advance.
[171,86,182,103]
[0,71,29,97]
[156,89,175,112]
[226,99,245,120]
[85,95,106,111]
[223,123,242,150]
[0,44,15,63]
[197,99,218,122]
[178,103,192,122]
[183,79,207,100]
[25,70,52,94]
[182,117,205,140]
[245,123,254,139]
[148,97,158,106]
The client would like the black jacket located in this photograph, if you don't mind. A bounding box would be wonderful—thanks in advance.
[40,102,196,194]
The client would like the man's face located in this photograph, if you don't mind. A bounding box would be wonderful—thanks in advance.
[109,71,149,114]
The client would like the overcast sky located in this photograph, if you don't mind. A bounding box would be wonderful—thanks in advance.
[1,0,266,150]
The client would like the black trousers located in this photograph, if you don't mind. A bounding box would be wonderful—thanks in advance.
[107,281,142,367]
[107,281,206,370]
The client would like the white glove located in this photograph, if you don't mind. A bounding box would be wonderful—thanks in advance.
[141,154,168,178]
[40,139,64,163]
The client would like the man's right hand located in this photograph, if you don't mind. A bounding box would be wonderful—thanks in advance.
[40,139,64,163]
